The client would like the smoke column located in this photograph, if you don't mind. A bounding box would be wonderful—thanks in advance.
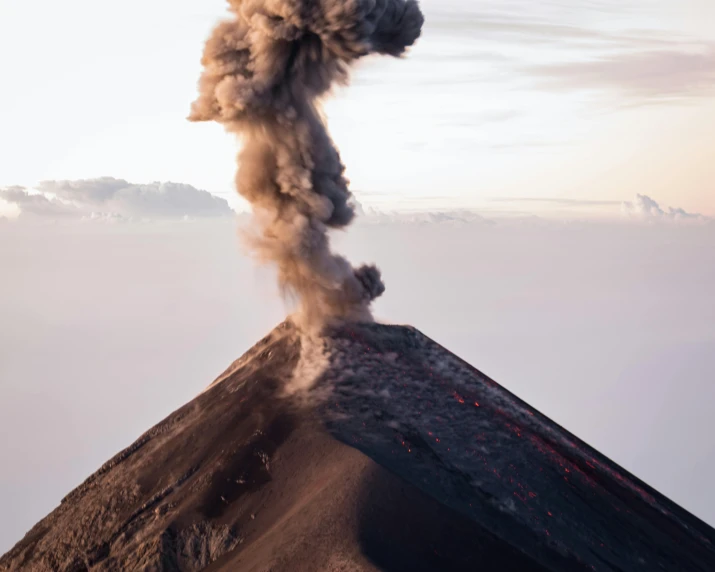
[189,0,424,327]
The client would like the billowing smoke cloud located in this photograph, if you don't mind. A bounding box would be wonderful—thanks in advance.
[188,0,424,327]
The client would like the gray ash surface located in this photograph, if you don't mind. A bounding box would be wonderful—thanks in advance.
[2,320,714,571]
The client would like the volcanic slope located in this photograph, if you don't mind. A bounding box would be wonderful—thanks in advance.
[2,321,714,572]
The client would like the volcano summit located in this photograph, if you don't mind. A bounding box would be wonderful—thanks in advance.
[2,320,714,571]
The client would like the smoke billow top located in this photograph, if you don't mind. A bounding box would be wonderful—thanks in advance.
[189,0,424,327]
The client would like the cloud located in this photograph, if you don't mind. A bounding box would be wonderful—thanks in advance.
[353,199,492,226]
[418,2,714,104]
[0,187,80,219]
[356,206,495,227]
[351,197,711,227]
[525,47,715,101]
[80,212,130,224]
[424,6,684,51]
[1,178,234,221]
[621,194,710,223]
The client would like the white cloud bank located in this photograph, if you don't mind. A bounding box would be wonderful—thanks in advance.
[354,195,710,226]
[621,194,710,223]
[2,180,710,228]
[0,178,234,222]
[355,205,495,227]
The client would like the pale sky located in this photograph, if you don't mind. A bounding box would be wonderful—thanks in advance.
[0,0,714,216]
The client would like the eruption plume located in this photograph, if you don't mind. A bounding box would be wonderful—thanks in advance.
[189,0,424,328]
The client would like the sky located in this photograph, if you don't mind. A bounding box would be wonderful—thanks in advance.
[1,0,715,556]
[1,0,714,216]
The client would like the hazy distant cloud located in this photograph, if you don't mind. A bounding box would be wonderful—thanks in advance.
[387,210,494,226]
[425,9,682,51]
[81,212,130,224]
[0,187,80,219]
[351,196,710,226]
[621,194,710,223]
[1,178,234,222]
[38,178,234,219]
[526,47,715,100]
[355,204,494,227]
[622,194,665,217]
[352,198,486,226]
[419,3,714,104]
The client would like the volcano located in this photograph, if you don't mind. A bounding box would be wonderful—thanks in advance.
[2,321,714,571]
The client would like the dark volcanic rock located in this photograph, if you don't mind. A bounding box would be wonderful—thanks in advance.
[2,321,714,572]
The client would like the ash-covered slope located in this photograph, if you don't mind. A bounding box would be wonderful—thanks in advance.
[2,321,714,572]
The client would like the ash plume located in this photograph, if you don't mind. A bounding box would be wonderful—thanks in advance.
[189,0,424,328]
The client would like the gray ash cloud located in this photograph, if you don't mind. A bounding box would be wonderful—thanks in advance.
[188,0,424,328]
